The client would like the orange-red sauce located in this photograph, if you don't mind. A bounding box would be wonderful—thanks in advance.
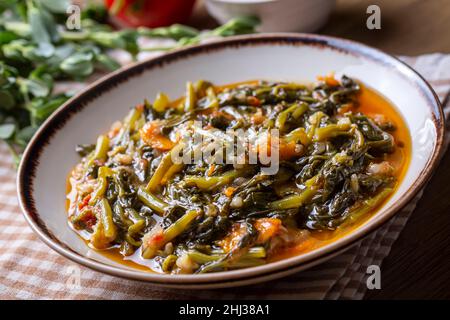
[270,83,411,261]
[66,80,411,272]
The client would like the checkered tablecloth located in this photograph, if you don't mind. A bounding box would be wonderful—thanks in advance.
[1,52,449,300]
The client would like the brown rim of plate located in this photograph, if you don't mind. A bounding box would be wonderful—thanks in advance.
[17,33,445,285]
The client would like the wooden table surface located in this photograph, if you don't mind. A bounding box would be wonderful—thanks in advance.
[190,0,450,299]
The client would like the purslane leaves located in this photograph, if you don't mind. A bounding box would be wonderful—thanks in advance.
[0,1,259,165]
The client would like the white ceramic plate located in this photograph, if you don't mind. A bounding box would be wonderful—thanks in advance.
[205,0,335,32]
[17,34,445,288]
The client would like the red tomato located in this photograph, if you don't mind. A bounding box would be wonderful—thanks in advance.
[104,0,197,28]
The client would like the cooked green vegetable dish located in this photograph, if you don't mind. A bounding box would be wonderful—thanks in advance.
[67,75,409,274]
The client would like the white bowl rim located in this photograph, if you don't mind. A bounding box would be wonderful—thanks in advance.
[17,33,445,285]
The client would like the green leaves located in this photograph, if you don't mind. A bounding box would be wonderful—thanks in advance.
[38,7,59,42]
[14,125,37,147]
[60,51,94,77]
[38,0,71,14]
[95,53,120,71]
[0,2,260,159]
[140,16,260,52]
[0,30,18,44]
[138,24,199,41]
[0,123,15,139]
[27,1,60,44]
[0,89,16,109]
[28,5,51,43]
[86,29,139,58]
[32,43,55,60]
[81,2,108,23]
[0,65,15,90]
[0,1,121,151]
[212,16,260,37]
[3,21,31,37]
[23,77,51,97]
[18,67,53,100]
[28,94,69,122]
[88,31,126,49]
[0,63,18,109]
[2,39,32,62]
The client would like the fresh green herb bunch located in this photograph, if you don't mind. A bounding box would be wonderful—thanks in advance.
[0,0,259,165]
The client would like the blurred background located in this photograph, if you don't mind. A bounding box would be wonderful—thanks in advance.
[196,0,450,55]
[84,0,450,55]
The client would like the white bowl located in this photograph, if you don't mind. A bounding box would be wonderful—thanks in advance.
[205,0,336,32]
[17,34,445,288]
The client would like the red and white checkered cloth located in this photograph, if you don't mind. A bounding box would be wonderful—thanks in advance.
[1,52,449,300]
